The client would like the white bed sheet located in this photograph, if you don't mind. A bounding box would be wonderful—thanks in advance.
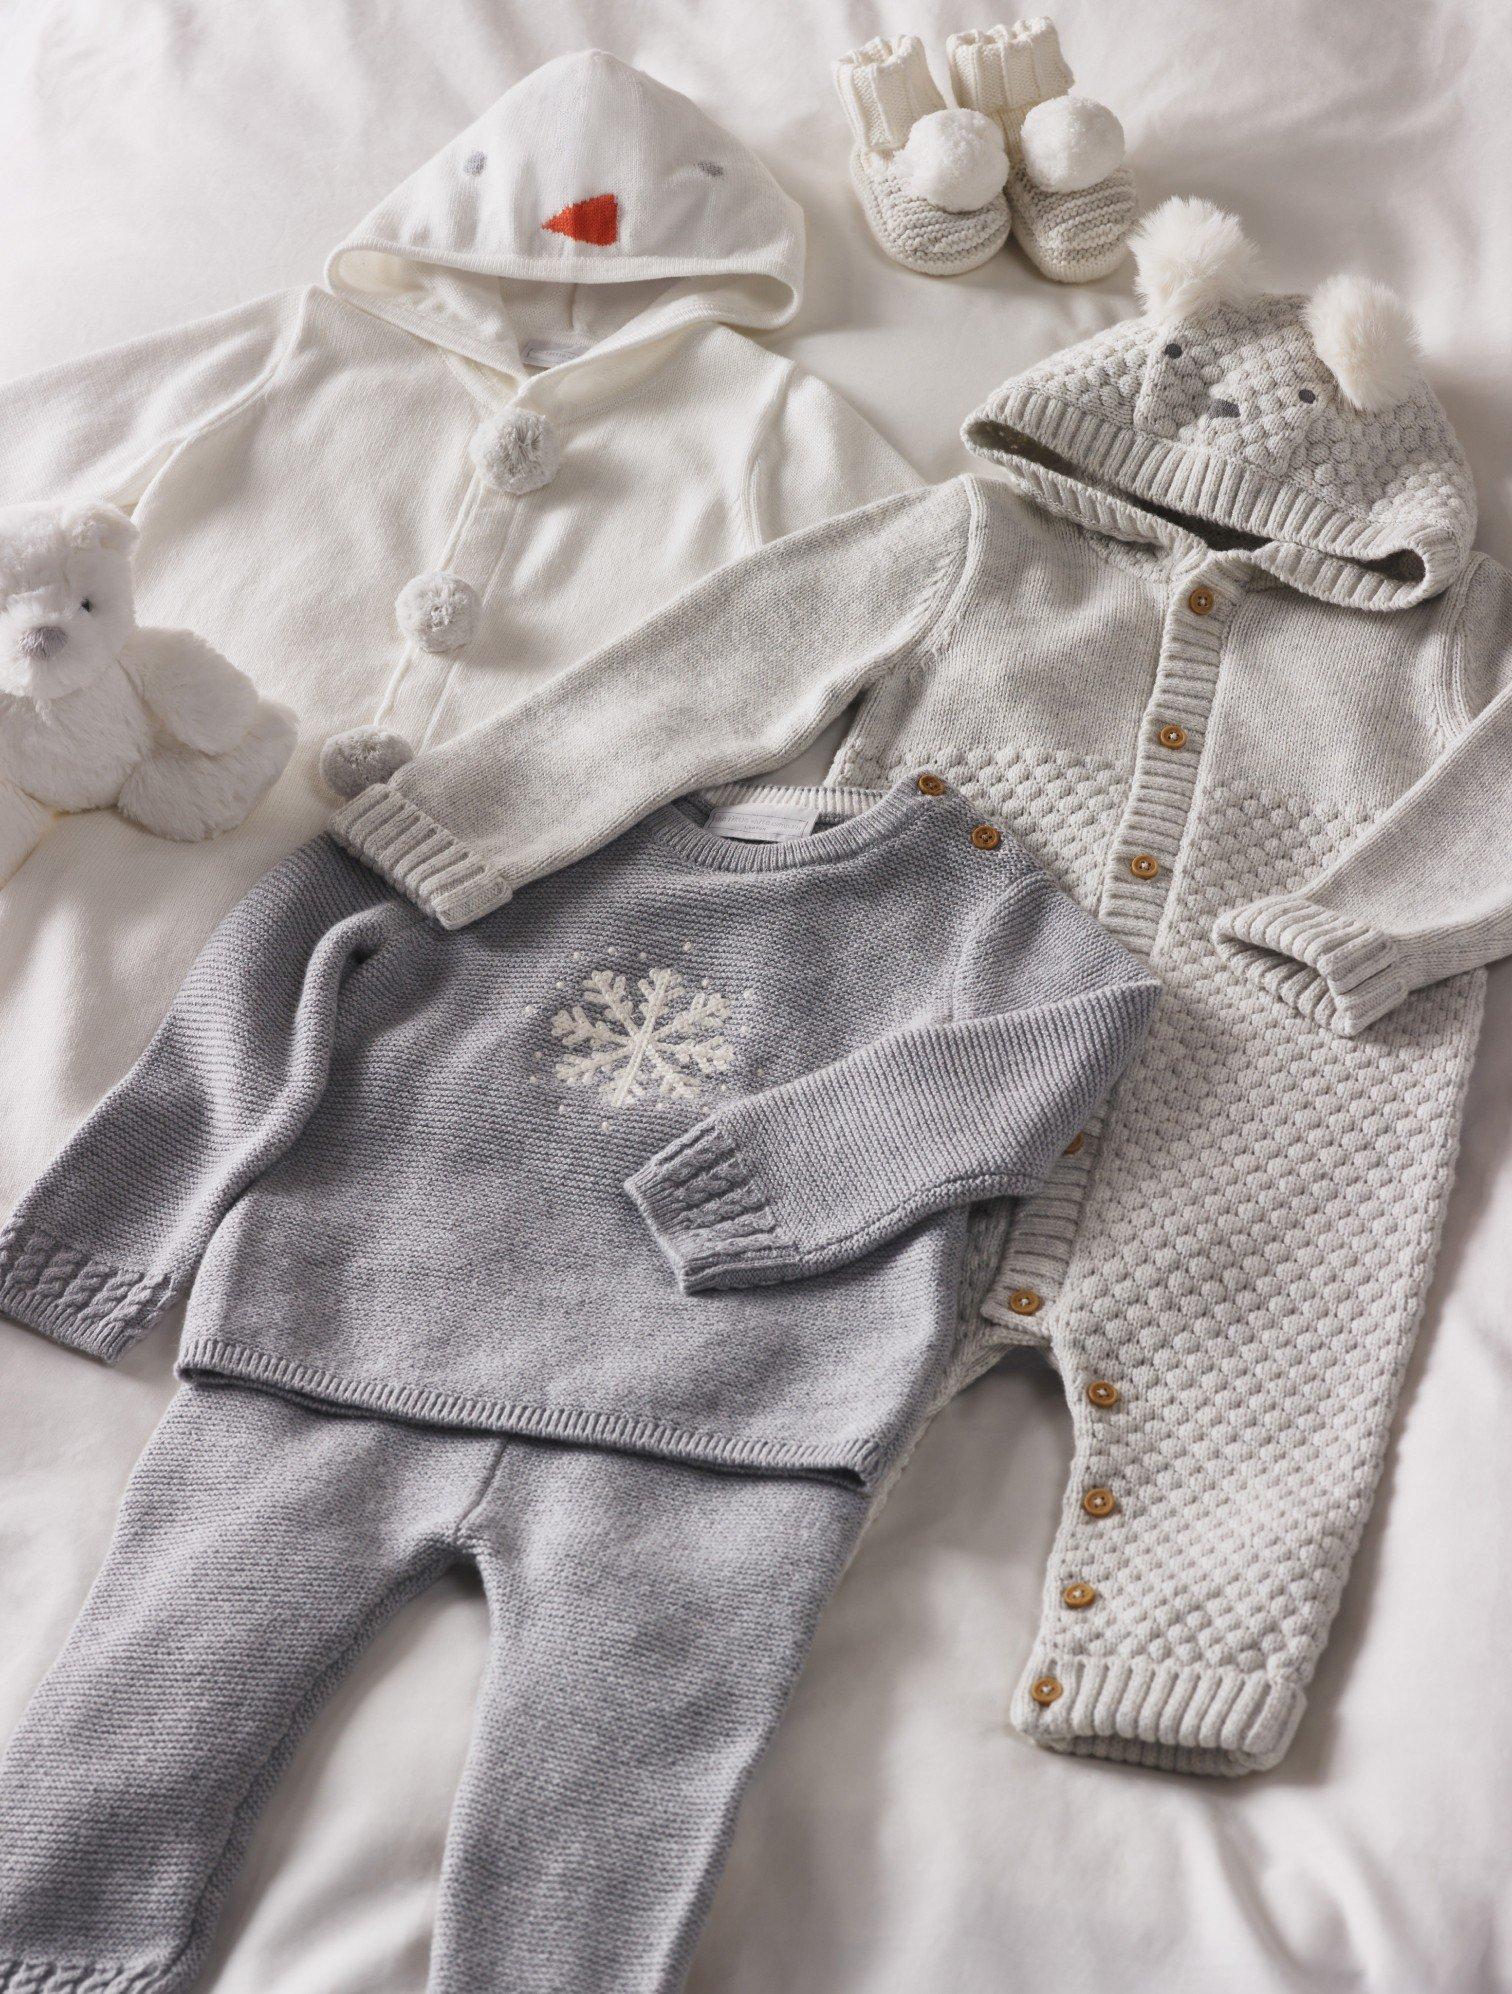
[2,2,1509,1989]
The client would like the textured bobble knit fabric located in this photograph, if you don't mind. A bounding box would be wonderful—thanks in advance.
[0,781,1155,1490]
[333,274,1512,1775]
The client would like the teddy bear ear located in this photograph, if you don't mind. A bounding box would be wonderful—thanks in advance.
[1130,196,1263,321]
[1304,275,1420,412]
[60,499,139,556]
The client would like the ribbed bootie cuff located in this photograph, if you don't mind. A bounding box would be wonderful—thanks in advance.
[834,35,945,153]
[1012,1654,1307,1776]
[948,19,1074,142]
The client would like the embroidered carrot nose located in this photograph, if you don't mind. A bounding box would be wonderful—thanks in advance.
[541,193,618,246]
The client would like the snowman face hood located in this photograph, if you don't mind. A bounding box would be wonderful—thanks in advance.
[963,198,1477,611]
[326,51,804,394]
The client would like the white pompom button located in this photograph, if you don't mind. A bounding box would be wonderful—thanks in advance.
[471,407,561,495]
[395,571,480,655]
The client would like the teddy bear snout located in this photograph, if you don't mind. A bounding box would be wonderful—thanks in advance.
[18,624,67,660]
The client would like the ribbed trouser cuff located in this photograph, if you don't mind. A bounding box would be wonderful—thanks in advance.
[1012,1655,1306,1776]
[1214,893,1404,1037]
[329,784,513,929]
[833,35,945,152]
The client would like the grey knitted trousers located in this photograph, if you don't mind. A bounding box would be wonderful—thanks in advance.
[0,1386,867,1993]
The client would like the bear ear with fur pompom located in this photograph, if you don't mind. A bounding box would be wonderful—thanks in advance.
[1305,275,1420,412]
[1129,196,1263,321]
[59,499,139,556]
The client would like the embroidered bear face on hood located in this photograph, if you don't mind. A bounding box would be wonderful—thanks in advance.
[324,50,805,401]
[964,198,1476,611]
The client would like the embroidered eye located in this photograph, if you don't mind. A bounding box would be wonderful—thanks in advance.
[1164,342,1183,358]
[79,598,93,612]
[462,151,487,176]
[1298,388,1316,403]
[1210,398,1239,417]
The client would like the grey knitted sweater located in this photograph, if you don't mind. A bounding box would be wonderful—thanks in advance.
[0,780,1154,1490]
[330,249,1510,1775]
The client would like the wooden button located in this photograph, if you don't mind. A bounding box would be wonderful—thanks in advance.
[1007,1288,1042,1316]
[969,823,1001,851]
[1082,1487,1118,1518]
[1030,1675,1063,1706]
[1187,586,1215,616]
[1086,1380,1120,1409]
[1129,853,1160,880]
[1158,724,1187,750]
[916,772,947,796]
[1062,1582,1097,1609]
[1064,1132,1086,1155]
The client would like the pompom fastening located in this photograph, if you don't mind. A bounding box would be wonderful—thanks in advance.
[395,571,479,655]
[471,407,561,496]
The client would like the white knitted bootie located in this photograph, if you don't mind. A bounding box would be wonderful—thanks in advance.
[834,35,1011,277]
[948,19,1135,283]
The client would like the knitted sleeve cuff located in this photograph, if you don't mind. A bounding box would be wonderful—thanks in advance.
[0,1222,175,1363]
[1011,1653,1306,1777]
[624,1125,801,1294]
[329,784,514,929]
[1213,894,1406,1038]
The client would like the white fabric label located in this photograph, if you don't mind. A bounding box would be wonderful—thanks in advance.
[703,803,820,843]
[521,336,591,369]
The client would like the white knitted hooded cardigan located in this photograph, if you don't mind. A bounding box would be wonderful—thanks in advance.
[334,207,1511,1775]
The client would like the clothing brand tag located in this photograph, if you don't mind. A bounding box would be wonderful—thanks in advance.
[521,336,591,370]
[703,804,820,844]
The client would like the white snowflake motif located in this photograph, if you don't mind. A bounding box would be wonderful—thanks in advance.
[549,966,737,1108]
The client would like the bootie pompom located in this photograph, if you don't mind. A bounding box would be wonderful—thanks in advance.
[897,109,1008,213]
[1020,96,1126,195]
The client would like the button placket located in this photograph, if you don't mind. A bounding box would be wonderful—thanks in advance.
[1093,567,1237,956]
[983,567,1243,1331]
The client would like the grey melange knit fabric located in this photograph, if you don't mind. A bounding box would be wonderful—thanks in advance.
[331,272,1512,1776]
[0,780,1155,1992]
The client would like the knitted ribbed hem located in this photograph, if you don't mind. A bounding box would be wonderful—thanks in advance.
[0,1959,173,1992]
[0,1223,172,1362]
[179,1334,879,1486]
[1213,894,1405,1037]
[625,1125,799,1292]
[948,20,1074,143]
[1012,1655,1306,1776]
[964,381,1467,611]
[328,785,513,928]
[833,35,944,152]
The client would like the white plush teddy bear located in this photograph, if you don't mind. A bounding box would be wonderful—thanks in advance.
[0,499,296,885]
